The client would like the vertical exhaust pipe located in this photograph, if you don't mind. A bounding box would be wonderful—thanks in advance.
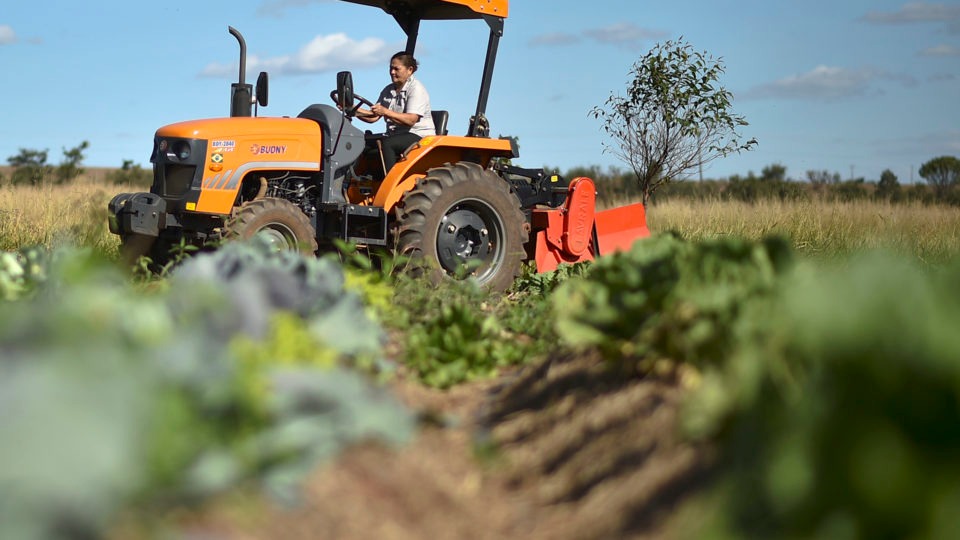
[229,26,253,117]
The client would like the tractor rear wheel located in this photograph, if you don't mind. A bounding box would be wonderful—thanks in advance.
[395,162,528,292]
[223,197,318,254]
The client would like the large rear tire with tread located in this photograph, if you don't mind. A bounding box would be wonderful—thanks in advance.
[395,162,528,292]
[223,197,318,254]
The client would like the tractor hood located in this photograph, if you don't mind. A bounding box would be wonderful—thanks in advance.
[156,116,320,142]
[151,116,323,216]
[153,116,323,166]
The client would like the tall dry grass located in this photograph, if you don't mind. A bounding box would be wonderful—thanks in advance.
[3,179,960,265]
[647,198,960,264]
[0,177,126,254]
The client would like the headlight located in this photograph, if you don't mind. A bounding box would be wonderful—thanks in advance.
[172,141,191,161]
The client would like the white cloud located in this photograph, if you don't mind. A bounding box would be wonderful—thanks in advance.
[876,130,960,160]
[582,23,667,49]
[920,43,960,56]
[743,65,883,101]
[0,25,16,45]
[201,33,391,77]
[256,0,334,17]
[928,72,957,82]
[529,32,580,47]
[293,33,388,72]
[863,2,960,24]
[530,23,667,49]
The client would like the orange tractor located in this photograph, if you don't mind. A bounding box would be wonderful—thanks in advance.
[108,0,649,291]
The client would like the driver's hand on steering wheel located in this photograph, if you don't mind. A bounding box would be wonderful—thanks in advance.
[370,103,386,117]
[354,106,375,120]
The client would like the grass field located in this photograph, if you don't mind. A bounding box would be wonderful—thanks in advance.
[0,178,124,254]
[2,177,959,265]
[647,198,960,264]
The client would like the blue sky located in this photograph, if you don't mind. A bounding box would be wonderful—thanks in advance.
[1,0,958,183]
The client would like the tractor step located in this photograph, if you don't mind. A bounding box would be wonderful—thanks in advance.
[342,204,388,246]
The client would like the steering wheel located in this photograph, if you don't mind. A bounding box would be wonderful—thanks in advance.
[330,90,375,117]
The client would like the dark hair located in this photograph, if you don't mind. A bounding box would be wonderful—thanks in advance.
[391,51,418,72]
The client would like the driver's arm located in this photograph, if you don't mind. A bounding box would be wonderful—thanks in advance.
[354,107,380,123]
[371,104,419,127]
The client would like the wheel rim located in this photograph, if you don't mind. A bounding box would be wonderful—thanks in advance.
[435,198,506,282]
[256,222,299,251]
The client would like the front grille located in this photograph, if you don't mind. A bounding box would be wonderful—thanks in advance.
[160,164,197,198]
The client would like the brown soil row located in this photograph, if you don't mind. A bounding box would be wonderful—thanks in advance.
[183,353,714,539]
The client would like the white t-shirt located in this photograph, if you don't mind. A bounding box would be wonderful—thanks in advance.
[377,76,435,138]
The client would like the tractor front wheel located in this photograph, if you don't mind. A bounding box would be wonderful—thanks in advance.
[395,162,528,292]
[223,197,318,254]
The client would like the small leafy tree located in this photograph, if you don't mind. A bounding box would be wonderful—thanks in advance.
[831,178,868,202]
[876,169,900,202]
[918,156,960,200]
[55,140,90,184]
[107,159,153,187]
[7,148,52,186]
[806,169,840,197]
[761,163,787,182]
[806,170,840,186]
[592,37,757,204]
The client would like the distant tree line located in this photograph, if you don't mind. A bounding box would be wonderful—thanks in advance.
[562,156,960,207]
[1,142,151,187]
[2,142,90,186]
[4,142,959,208]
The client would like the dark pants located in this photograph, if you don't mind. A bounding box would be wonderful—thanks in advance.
[378,132,422,173]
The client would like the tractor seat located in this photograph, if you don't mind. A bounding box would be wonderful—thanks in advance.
[360,110,449,178]
[431,110,449,136]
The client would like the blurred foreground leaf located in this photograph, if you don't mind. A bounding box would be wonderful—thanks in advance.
[0,241,413,538]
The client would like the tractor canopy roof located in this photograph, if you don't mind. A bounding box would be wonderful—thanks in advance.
[340,0,508,20]
[340,0,508,138]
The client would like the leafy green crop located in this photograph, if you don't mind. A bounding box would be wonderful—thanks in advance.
[375,263,574,389]
[0,240,413,538]
[540,234,960,537]
[0,246,48,300]
[685,253,960,539]
[391,278,522,388]
[552,233,793,366]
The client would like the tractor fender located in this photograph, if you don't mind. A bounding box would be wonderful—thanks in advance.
[372,135,515,212]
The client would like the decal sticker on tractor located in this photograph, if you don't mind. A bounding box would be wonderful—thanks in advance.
[203,171,234,189]
[250,144,287,155]
[212,140,236,151]
[209,152,224,172]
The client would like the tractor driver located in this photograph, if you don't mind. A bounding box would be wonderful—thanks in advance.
[355,51,435,174]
